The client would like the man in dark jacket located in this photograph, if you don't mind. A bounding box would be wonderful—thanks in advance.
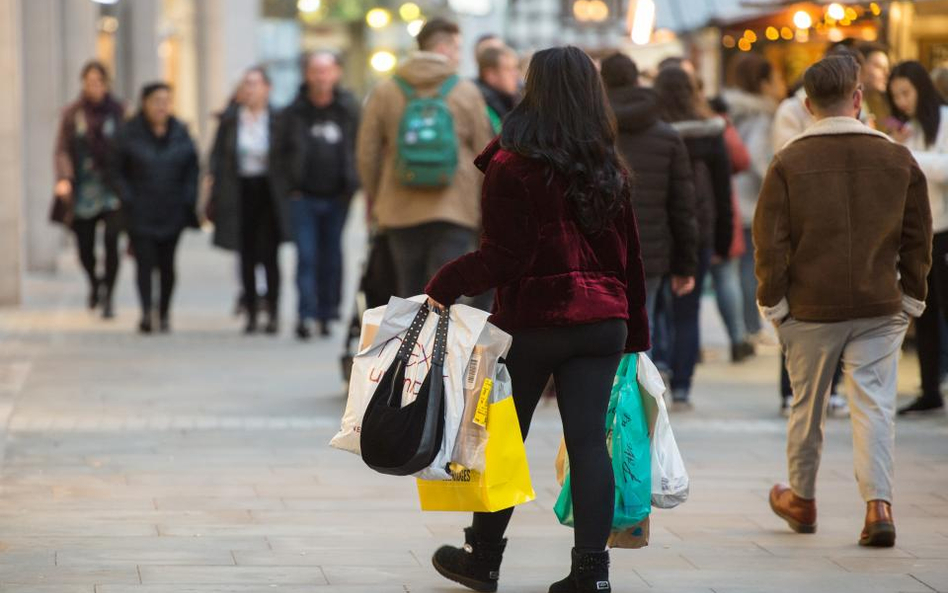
[278,51,360,340]
[600,53,697,330]
[475,45,521,134]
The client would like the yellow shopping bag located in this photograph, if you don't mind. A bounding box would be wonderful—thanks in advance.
[417,394,535,512]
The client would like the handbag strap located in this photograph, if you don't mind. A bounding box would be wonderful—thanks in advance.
[430,307,449,366]
[395,302,431,363]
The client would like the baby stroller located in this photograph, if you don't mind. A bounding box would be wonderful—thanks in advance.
[340,231,398,383]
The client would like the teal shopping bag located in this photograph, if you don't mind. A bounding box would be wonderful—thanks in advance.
[554,353,652,529]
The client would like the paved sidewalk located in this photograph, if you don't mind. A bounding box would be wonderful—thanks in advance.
[0,225,947,593]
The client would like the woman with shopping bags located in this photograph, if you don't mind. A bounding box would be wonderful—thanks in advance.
[425,46,650,593]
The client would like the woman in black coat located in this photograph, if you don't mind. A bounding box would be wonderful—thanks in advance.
[115,82,199,334]
[208,67,290,334]
[654,66,734,410]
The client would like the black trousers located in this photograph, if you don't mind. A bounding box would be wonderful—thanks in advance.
[73,210,122,298]
[387,222,476,298]
[239,177,281,315]
[131,232,181,320]
[472,319,627,551]
[916,231,948,404]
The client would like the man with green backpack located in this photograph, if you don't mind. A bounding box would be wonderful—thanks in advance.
[357,18,494,298]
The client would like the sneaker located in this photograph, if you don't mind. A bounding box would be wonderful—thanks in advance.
[898,396,945,416]
[731,341,756,363]
[295,320,313,341]
[318,320,332,338]
[670,390,693,412]
[828,394,850,418]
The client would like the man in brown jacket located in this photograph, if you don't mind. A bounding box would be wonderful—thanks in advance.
[356,18,494,297]
[755,55,932,547]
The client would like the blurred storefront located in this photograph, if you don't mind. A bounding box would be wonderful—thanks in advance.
[704,0,948,89]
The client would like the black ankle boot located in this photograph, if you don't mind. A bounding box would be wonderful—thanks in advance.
[432,527,507,593]
[549,548,611,593]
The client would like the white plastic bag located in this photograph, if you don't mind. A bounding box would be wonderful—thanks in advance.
[637,353,689,509]
[329,295,489,480]
[451,323,513,471]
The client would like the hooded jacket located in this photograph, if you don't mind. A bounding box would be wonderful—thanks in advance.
[114,114,199,239]
[722,88,778,226]
[609,85,697,279]
[754,117,932,324]
[356,52,494,231]
[280,86,361,199]
[670,116,734,258]
[425,139,650,354]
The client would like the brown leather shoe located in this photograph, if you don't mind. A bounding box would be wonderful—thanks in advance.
[860,500,896,547]
[769,484,817,533]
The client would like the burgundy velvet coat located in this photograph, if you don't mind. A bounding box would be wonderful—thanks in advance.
[425,139,650,353]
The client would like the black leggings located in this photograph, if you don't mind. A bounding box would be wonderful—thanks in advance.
[472,319,627,552]
[73,210,122,298]
[240,177,281,314]
[131,232,181,320]
[916,231,948,404]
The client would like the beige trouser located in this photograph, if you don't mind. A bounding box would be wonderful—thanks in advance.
[777,313,910,503]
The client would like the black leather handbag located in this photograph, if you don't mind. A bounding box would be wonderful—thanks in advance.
[360,302,449,476]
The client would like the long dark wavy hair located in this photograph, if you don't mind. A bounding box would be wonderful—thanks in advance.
[500,46,631,235]
[888,60,945,147]
[654,67,702,123]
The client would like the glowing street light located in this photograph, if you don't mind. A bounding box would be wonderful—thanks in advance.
[827,3,845,21]
[366,8,392,28]
[407,19,425,37]
[793,10,813,29]
[297,0,321,13]
[399,2,421,21]
[628,0,656,45]
[370,51,397,73]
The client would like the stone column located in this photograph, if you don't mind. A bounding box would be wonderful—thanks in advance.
[196,0,260,147]
[20,0,65,273]
[0,0,23,304]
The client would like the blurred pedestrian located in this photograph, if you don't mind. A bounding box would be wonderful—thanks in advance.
[475,45,521,134]
[722,53,785,346]
[708,95,757,363]
[209,66,290,335]
[759,55,931,547]
[655,66,733,410]
[426,46,649,593]
[856,42,892,131]
[281,51,361,340]
[932,66,948,102]
[114,83,199,334]
[601,52,697,342]
[53,60,126,319]
[888,60,948,416]
[357,18,493,299]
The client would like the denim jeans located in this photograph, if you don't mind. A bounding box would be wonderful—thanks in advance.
[290,197,349,322]
[670,248,711,397]
[739,226,763,335]
[709,257,746,346]
[387,222,477,298]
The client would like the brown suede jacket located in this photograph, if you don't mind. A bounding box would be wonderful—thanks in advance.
[754,116,933,323]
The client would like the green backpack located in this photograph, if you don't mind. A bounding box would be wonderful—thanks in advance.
[393,75,460,189]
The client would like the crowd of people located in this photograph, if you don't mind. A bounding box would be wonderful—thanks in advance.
[50,19,948,591]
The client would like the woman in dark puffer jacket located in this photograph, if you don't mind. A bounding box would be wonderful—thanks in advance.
[654,66,734,410]
[424,47,649,593]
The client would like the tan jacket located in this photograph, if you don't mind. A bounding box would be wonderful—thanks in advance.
[754,117,932,323]
[357,52,494,230]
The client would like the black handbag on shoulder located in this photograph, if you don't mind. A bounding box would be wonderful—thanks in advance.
[360,302,448,476]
